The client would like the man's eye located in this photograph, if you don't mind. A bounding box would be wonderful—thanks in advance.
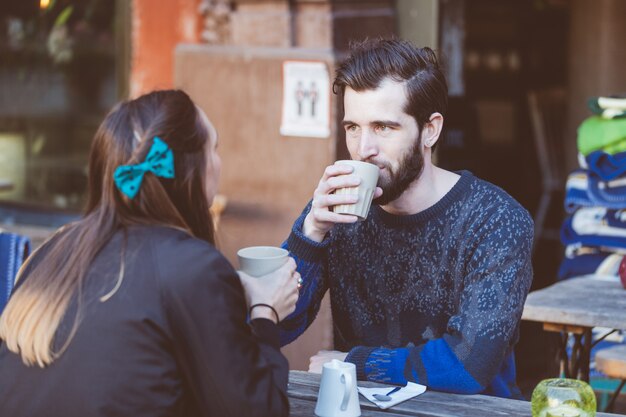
[346,125,357,132]
[377,125,389,132]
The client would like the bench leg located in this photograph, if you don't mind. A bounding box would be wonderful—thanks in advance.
[604,379,626,413]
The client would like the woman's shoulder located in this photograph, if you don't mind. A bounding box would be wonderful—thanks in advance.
[133,225,236,289]
[134,225,217,252]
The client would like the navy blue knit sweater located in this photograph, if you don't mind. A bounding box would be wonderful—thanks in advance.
[280,171,534,398]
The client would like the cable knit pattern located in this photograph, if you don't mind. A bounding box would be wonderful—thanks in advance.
[280,171,534,398]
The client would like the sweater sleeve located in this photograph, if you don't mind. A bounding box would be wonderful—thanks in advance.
[158,241,289,417]
[345,206,534,395]
[278,202,332,346]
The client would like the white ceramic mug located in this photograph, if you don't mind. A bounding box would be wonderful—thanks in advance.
[315,360,361,417]
[332,160,379,221]
[237,246,289,277]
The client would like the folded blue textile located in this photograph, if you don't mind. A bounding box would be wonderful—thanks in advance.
[565,170,626,212]
[587,173,626,207]
[0,232,30,313]
[558,248,622,281]
[586,150,626,181]
[561,208,626,250]
[565,185,593,214]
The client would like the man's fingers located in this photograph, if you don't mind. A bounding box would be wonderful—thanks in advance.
[315,173,360,196]
[321,164,354,181]
[315,165,353,195]
[308,354,325,373]
[325,175,361,191]
[308,364,322,374]
[315,193,358,208]
[312,209,359,224]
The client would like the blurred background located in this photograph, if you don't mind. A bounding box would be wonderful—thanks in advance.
[1,0,625,398]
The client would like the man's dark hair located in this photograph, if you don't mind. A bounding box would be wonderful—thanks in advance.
[334,38,448,150]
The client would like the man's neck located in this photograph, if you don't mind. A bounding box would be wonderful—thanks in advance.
[381,164,461,216]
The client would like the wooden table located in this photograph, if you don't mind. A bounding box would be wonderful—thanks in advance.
[288,371,620,416]
[522,276,626,381]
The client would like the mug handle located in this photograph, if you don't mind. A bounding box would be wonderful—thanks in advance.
[340,371,353,411]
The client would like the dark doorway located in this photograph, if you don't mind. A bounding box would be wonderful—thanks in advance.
[438,0,570,396]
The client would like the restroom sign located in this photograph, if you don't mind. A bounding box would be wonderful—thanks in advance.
[280,61,330,138]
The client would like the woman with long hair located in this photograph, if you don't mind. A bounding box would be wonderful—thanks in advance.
[0,90,299,417]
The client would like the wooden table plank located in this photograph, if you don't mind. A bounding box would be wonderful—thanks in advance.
[289,396,411,417]
[288,371,621,417]
[522,276,626,330]
[289,371,525,416]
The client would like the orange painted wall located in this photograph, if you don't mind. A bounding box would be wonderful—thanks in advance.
[131,0,201,97]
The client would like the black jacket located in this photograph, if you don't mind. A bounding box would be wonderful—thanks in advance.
[0,226,289,417]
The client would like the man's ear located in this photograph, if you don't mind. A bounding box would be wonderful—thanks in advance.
[422,112,444,148]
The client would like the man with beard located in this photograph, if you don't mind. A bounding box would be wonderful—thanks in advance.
[279,39,533,399]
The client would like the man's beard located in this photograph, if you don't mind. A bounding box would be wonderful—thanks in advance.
[369,132,424,206]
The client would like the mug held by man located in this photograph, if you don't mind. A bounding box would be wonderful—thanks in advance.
[331,160,379,220]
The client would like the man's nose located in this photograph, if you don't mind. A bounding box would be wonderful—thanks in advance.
[357,130,378,160]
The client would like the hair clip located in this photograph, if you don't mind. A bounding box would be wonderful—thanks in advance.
[113,137,174,199]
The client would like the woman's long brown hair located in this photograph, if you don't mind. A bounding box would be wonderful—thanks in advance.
[0,90,214,367]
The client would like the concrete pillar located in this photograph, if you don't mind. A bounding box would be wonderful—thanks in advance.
[566,0,626,172]
[130,0,201,97]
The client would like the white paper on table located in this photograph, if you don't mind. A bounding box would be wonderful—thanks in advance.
[357,382,427,410]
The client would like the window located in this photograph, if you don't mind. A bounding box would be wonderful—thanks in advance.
[0,0,126,215]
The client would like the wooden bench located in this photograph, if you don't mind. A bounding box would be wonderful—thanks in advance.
[595,344,626,412]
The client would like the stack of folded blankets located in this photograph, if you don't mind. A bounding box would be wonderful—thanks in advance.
[559,95,626,281]
[559,96,626,379]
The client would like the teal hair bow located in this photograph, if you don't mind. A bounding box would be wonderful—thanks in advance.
[113,137,175,199]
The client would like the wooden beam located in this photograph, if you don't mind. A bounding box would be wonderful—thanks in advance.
[543,322,588,334]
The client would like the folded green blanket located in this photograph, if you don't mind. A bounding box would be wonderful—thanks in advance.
[578,115,626,155]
